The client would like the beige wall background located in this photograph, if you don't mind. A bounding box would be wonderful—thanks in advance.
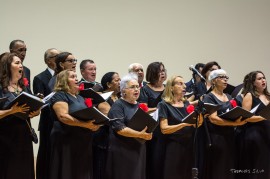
[1,0,270,156]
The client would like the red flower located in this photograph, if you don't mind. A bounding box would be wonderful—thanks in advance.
[230,99,237,108]
[139,103,148,112]
[79,83,85,91]
[186,104,195,114]
[85,98,92,108]
[23,78,29,86]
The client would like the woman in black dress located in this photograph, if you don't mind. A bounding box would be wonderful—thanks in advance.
[158,75,203,179]
[202,69,246,179]
[49,69,101,179]
[92,72,121,179]
[0,52,40,179]
[236,71,270,178]
[105,73,152,179]
[138,62,167,179]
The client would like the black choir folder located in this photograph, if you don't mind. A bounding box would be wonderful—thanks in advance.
[79,88,113,104]
[5,92,46,120]
[182,103,221,124]
[255,103,270,119]
[127,108,159,144]
[70,106,114,124]
[0,97,8,102]
[218,106,254,121]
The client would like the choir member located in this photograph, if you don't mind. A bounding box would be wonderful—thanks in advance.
[105,73,152,179]
[34,48,59,179]
[80,59,103,92]
[128,63,147,87]
[138,61,167,179]
[92,71,121,179]
[236,71,270,179]
[158,75,203,179]
[48,52,77,91]
[202,69,246,179]
[0,52,40,179]
[49,69,100,179]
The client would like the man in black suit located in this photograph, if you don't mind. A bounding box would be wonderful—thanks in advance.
[33,48,59,179]
[9,39,31,87]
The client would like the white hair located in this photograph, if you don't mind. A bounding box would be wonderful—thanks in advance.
[128,63,143,72]
[120,73,138,96]
[208,69,227,81]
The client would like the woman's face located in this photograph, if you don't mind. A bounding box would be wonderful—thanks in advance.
[213,74,229,90]
[109,73,121,93]
[158,65,167,83]
[254,72,267,93]
[123,79,140,102]
[171,77,186,97]
[61,55,77,72]
[206,65,219,80]
[67,71,79,93]
[10,56,23,80]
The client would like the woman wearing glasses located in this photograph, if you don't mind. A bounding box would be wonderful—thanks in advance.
[105,73,152,179]
[48,52,77,92]
[236,71,270,179]
[201,69,246,179]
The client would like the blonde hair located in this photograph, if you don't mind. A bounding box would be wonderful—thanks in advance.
[162,75,186,104]
[54,69,73,92]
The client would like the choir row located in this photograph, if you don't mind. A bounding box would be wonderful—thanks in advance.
[0,40,269,179]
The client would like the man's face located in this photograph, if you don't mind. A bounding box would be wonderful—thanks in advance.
[132,65,144,84]
[47,49,59,70]
[81,62,97,82]
[11,42,27,62]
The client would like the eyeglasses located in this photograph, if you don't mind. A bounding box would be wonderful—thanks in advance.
[216,75,229,80]
[65,59,77,63]
[126,85,140,90]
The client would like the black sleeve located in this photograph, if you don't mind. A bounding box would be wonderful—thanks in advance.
[108,102,126,131]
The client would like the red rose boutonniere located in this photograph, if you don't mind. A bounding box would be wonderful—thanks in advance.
[230,99,237,108]
[23,78,29,87]
[85,98,92,108]
[79,83,85,91]
[186,104,195,114]
[138,103,149,112]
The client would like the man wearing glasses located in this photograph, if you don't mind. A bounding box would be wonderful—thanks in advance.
[33,48,59,179]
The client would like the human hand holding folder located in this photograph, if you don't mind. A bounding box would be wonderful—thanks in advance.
[127,108,158,143]
[139,126,152,140]
[5,92,48,120]
[218,106,254,121]
[70,106,117,125]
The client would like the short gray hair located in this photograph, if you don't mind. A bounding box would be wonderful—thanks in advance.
[128,63,143,72]
[120,73,138,96]
[208,69,227,81]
